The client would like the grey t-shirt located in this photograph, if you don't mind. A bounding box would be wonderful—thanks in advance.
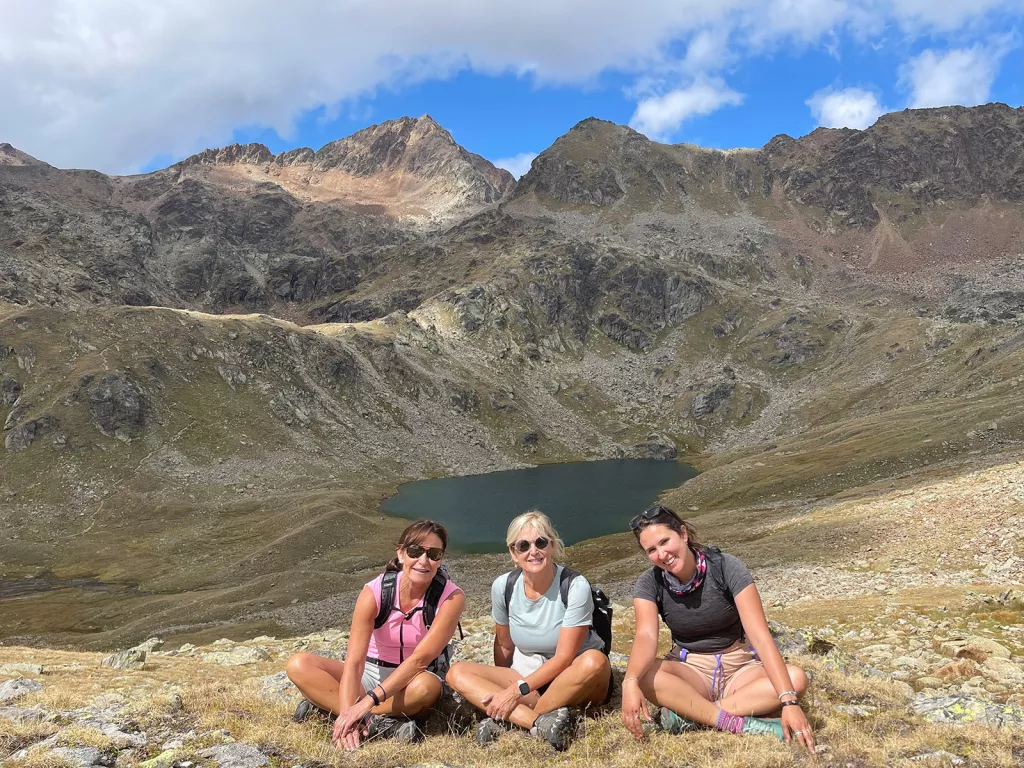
[633,549,754,654]
[492,565,605,658]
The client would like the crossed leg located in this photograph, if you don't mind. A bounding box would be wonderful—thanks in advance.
[716,663,808,716]
[446,650,610,729]
[285,652,442,718]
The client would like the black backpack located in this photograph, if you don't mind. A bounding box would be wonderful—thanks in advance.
[374,566,463,674]
[503,566,613,656]
[651,546,733,618]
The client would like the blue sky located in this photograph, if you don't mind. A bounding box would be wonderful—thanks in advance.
[3,2,1022,176]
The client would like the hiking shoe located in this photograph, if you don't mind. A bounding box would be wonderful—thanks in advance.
[292,698,332,723]
[475,717,513,746]
[366,714,423,743]
[531,707,575,751]
[656,706,701,734]
[740,716,785,740]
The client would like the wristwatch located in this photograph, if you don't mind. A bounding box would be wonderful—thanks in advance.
[516,679,530,696]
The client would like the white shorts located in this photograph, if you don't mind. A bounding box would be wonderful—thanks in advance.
[511,648,548,678]
[360,660,442,693]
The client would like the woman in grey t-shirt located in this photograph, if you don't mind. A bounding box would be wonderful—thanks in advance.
[446,510,611,751]
[620,505,815,751]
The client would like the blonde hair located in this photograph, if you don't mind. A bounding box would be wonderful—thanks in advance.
[505,509,565,562]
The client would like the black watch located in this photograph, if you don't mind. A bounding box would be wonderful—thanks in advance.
[516,679,530,696]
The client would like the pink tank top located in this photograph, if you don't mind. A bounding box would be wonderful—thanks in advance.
[365,571,462,665]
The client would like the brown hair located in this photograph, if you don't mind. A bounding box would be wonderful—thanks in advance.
[631,505,700,552]
[385,519,449,572]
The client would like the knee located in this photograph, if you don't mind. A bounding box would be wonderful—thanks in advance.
[285,652,313,684]
[445,661,469,691]
[788,665,809,695]
[407,671,442,704]
[576,650,610,680]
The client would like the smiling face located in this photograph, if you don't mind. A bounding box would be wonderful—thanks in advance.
[638,522,692,579]
[397,531,445,587]
[509,523,554,576]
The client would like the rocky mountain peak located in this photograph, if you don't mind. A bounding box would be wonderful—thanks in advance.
[0,143,46,167]
[179,142,274,168]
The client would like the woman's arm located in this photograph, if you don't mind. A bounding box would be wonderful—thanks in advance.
[621,597,660,739]
[493,622,515,667]
[332,586,377,750]
[735,583,815,750]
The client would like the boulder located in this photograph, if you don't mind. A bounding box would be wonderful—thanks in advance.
[939,637,1012,663]
[912,693,1024,727]
[632,433,677,460]
[84,372,148,439]
[45,746,114,767]
[0,705,52,723]
[100,648,146,670]
[0,677,43,704]
[199,743,270,768]
[0,663,43,676]
[201,646,271,666]
[4,415,58,452]
[981,657,1024,686]
[0,377,21,405]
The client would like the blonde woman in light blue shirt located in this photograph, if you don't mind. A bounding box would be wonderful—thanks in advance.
[446,510,611,751]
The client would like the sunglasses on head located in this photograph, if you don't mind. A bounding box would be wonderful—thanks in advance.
[629,504,675,531]
[405,543,444,561]
[511,536,550,554]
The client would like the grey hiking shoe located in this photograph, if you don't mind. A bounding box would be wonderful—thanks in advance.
[656,706,701,734]
[530,707,576,751]
[740,716,784,740]
[292,698,332,723]
[475,717,513,746]
[366,714,423,743]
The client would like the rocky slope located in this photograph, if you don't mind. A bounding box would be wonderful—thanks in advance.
[1,105,1023,647]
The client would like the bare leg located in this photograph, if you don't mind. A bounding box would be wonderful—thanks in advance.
[534,650,610,714]
[717,664,808,716]
[285,653,443,718]
[639,659,721,726]
[445,661,541,729]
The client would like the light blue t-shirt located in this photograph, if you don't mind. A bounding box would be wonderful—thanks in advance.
[491,565,605,658]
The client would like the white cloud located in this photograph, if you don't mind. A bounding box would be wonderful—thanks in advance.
[900,44,1006,108]
[807,86,886,129]
[492,152,538,179]
[0,1,1019,171]
[630,78,744,140]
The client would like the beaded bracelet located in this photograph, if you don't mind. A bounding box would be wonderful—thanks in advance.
[777,690,798,700]
[781,700,801,707]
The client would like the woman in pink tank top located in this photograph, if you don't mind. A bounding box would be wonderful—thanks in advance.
[286,520,465,750]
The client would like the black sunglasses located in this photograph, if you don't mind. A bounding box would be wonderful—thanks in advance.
[629,504,674,531]
[405,544,444,561]
[511,536,550,553]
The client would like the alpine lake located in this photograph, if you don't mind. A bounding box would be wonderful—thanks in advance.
[381,459,697,553]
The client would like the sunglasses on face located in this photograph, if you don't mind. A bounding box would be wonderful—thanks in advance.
[629,504,672,531]
[405,544,444,561]
[511,536,550,554]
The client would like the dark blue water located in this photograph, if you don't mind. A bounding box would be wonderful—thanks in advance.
[382,459,697,553]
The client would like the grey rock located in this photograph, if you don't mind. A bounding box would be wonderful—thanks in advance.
[259,671,298,702]
[100,648,146,670]
[769,621,836,657]
[0,662,44,676]
[0,377,21,405]
[199,743,270,768]
[910,750,966,765]
[200,646,271,666]
[0,705,52,723]
[132,637,164,653]
[0,677,43,704]
[83,372,148,439]
[691,382,735,418]
[912,693,1024,726]
[46,746,114,767]
[632,432,677,460]
[4,415,58,452]
[71,715,147,748]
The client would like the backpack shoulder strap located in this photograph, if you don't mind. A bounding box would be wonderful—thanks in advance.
[503,568,523,616]
[558,566,579,607]
[651,566,668,617]
[422,569,449,628]
[374,571,398,629]
[704,547,734,607]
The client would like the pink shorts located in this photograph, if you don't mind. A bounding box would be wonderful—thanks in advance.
[664,643,763,701]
